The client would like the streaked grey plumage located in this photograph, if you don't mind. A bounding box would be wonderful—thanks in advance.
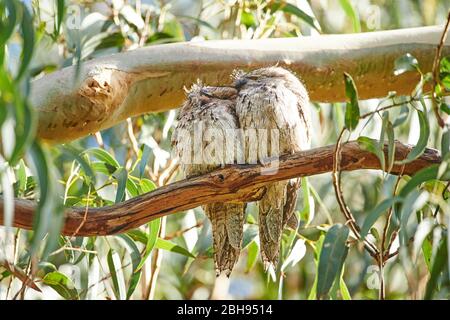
[172,84,245,277]
[234,67,311,269]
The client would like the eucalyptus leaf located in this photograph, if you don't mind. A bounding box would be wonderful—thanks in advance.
[84,148,120,170]
[242,224,259,249]
[343,73,360,130]
[136,218,161,271]
[397,109,430,164]
[107,249,126,300]
[246,240,259,273]
[138,144,152,178]
[55,0,65,36]
[394,53,419,76]
[116,234,141,272]
[140,178,156,193]
[281,239,306,271]
[424,235,448,299]
[0,0,17,46]
[270,1,321,32]
[361,197,402,238]
[317,224,349,299]
[441,127,450,158]
[126,177,139,198]
[339,0,361,33]
[43,271,79,300]
[113,168,128,203]
[357,136,385,172]
[15,3,34,81]
[60,145,96,185]
[155,238,195,258]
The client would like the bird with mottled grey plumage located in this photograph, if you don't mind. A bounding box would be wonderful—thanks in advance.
[172,84,245,277]
[234,66,311,269]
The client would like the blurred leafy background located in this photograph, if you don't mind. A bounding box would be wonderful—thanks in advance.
[1,0,450,300]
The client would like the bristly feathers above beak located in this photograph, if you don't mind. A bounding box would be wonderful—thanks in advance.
[234,77,248,90]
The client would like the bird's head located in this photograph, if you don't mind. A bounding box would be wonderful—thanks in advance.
[199,86,237,101]
[186,83,202,102]
[233,66,300,89]
[183,84,237,110]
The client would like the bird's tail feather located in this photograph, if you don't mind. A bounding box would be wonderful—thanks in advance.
[204,203,245,277]
[283,178,301,230]
[259,182,287,268]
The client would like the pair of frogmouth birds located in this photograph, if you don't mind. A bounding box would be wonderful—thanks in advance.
[172,67,311,276]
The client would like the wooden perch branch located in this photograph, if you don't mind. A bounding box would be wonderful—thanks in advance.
[33,26,450,143]
[0,141,442,236]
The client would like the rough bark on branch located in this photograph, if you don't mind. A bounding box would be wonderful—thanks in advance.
[0,141,442,236]
[34,26,450,143]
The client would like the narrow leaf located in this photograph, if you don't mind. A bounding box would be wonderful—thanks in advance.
[317,224,349,299]
[107,249,126,300]
[155,238,195,258]
[15,3,34,81]
[60,145,96,185]
[339,0,361,33]
[397,109,430,164]
[424,236,448,299]
[138,144,152,178]
[343,73,360,130]
[84,148,120,170]
[361,197,402,238]
[246,240,259,273]
[357,136,385,172]
[113,168,128,203]
[136,218,161,271]
[394,53,419,76]
[281,239,306,271]
[270,1,321,32]
[43,271,79,300]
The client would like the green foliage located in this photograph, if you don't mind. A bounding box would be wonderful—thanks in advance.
[43,271,79,300]
[424,235,448,300]
[1,0,450,301]
[339,0,361,33]
[357,136,386,171]
[316,224,349,299]
[397,108,430,164]
[343,72,360,131]
[269,1,321,32]
[136,218,161,272]
[394,53,420,76]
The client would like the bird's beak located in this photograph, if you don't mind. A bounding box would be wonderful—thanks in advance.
[234,77,248,89]
[200,88,214,98]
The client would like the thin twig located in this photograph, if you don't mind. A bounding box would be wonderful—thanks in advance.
[71,185,91,238]
[378,257,385,300]
[12,258,32,300]
[359,97,417,120]
[94,132,104,148]
[164,220,204,240]
[385,246,400,260]
[49,246,97,257]
[381,166,405,259]
[138,8,152,47]
[431,10,450,128]
[158,158,179,186]
[126,118,140,155]
[433,181,450,217]
[332,129,380,260]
